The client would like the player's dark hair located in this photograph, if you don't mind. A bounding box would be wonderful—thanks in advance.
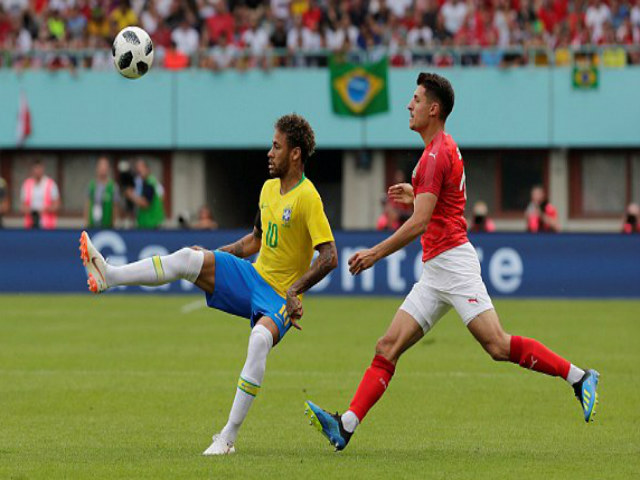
[275,114,316,164]
[417,73,455,121]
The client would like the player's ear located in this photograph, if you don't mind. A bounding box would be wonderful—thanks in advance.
[291,146,302,163]
[429,101,440,118]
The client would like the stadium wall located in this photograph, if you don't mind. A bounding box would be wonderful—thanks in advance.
[1,230,638,298]
[1,68,640,149]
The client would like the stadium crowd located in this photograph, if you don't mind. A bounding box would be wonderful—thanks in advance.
[1,0,640,70]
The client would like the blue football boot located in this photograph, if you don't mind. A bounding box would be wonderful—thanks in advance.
[573,369,600,423]
[304,401,352,451]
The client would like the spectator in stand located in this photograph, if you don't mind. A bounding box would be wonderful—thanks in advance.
[287,14,322,65]
[140,0,161,37]
[617,16,640,44]
[441,0,468,36]
[271,0,291,21]
[610,0,630,29]
[469,201,496,232]
[377,197,402,231]
[87,6,110,42]
[0,175,8,228]
[20,160,60,229]
[172,15,199,56]
[419,0,439,32]
[622,202,639,233]
[241,10,271,67]
[85,156,119,229]
[586,0,612,42]
[66,5,88,40]
[389,29,413,66]
[151,18,173,53]
[525,185,559,233]
[193,205,219,229]
[125,159,165,229]
[2,0,640,72]
[386,0,412,19]
[110,0,138,32]
[164,39,190,69]
[326,14,359,52]
[0,8,11,46]
[494,0,512,47]
[632,0,640,28]
[407,13,433,48]
[201,31,238,70]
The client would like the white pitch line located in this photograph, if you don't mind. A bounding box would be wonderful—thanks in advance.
[180,299,206,314]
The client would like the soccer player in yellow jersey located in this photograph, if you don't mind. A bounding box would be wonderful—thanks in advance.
[79,114,338,455]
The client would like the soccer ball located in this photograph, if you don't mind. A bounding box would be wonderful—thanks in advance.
[112,26,154,79]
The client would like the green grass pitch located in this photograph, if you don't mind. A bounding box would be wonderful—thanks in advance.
[1,295,639,479]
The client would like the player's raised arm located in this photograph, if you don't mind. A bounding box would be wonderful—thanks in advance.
[286,241,338,328]
[348,193,437,275]
[218,210,262,258]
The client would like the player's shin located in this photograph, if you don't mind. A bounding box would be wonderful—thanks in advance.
[345,355,396,432]
[220,325,273,444]
[509,335,584,385]
[105,248,204,287]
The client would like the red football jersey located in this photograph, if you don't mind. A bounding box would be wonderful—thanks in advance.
[412,130,468,262]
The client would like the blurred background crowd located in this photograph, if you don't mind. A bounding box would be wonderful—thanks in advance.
[1,0,640,70]
[2,157,638,233]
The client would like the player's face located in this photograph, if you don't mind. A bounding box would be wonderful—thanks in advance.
[407,86,436,132]
[267,129,291,178]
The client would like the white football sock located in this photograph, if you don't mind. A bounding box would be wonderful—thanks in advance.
[105,247,204,287]
[341,410,360,433]
[220,324,273,444]
[566,364,585,385]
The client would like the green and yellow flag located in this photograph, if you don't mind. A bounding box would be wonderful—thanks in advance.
[330,57,389,116]
[572,65,599,89]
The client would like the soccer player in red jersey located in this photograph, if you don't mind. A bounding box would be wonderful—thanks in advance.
[305,73,600,451]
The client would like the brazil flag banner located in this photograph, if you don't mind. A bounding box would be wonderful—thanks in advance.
[330,57,389,116]
[572,65,599,89]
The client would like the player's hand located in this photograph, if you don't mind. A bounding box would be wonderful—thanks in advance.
[388,183,414,205]
[348,249,378,275]
[286,291,303,330]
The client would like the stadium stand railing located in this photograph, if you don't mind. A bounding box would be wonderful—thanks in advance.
[1,45,639,70]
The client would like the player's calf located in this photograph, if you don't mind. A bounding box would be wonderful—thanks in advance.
[480,334,511,362]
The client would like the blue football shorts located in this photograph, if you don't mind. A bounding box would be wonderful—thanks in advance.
[205,251,293,339]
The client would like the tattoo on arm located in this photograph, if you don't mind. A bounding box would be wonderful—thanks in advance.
[287,241,338,297]
[232,237,245,257]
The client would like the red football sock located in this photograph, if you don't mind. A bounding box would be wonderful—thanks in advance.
[348,355,396,421]
[509,335,570,379]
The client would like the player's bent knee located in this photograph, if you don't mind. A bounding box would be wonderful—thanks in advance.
[194,250,215,293]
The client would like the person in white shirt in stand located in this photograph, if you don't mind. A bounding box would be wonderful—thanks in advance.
[586,0,612,42]
[172,16,200,57]
[441,0,468,36]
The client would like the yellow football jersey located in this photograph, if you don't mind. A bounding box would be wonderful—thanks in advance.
[253,175,334,298]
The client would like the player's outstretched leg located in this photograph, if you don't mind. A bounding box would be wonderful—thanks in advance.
[203,321,275,455]
[305,310,423,451]
[468,309,600,423]
[79,231,205,293]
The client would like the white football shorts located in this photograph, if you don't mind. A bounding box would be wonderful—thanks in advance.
[400,242,494,333]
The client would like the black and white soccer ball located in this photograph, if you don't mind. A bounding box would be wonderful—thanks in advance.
[112,26,154,79]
